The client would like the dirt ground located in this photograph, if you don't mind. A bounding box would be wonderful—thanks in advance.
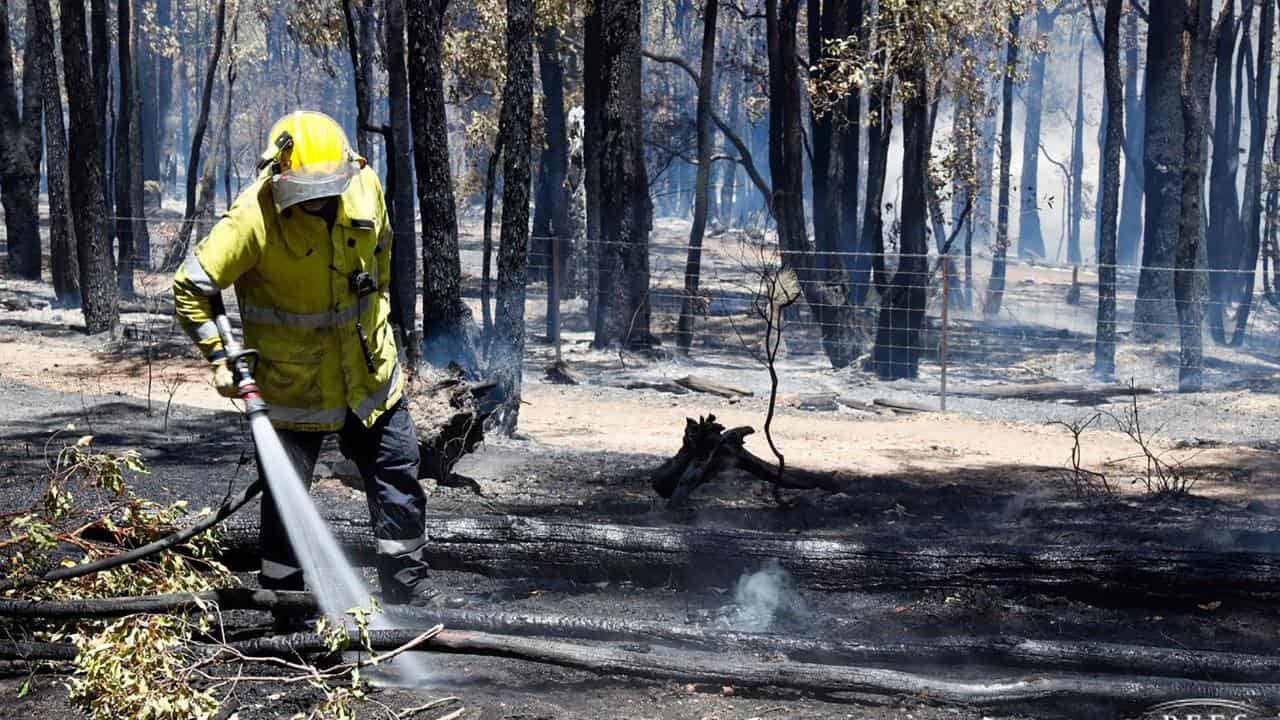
[3,217,1280,719]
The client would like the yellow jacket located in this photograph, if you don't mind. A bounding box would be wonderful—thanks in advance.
[173,166,402,431]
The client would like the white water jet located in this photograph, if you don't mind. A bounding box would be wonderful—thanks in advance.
[250,413,432,684]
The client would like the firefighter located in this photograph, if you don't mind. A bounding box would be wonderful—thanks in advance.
[173,110,438,611]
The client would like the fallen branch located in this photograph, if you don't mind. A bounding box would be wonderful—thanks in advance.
[0,479,263,592]
[8,592,1278,682]
[213,514,1280,604]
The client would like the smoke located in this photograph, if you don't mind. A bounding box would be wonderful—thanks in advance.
[716,560,807,632]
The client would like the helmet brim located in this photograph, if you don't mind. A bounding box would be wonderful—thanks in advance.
[272,161,359,210]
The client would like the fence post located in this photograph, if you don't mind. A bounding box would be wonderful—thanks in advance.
[940,262,949,412]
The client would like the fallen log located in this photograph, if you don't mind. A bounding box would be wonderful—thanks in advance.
[650,415,893,503]
[945,382,1155,406]
[8,593,1280,683]
[219,513,1280,604]
[9,630,1280,709]
[674,375,753,398]
[162,631,1280,709]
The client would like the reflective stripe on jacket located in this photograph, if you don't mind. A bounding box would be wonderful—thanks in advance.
[173,166,401,432]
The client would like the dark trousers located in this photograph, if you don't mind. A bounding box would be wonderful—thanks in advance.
[257,400,431,599]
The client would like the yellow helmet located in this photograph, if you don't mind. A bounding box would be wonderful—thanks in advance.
[258,111,363,211]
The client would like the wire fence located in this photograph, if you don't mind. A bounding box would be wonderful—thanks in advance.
[89,214,1280,397]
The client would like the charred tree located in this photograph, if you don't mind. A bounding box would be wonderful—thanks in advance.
[408,0,480,372]
[1134,0,1188,339]
[34,0,78,306]
[385,0,419,364]
[490,0,534,432]
[1206,0,1242,344]
[594,0,655,349]
[165,0,227,271]
[1068,44,1085,265]
[534,25,571,344]
[1017,6,1054,260]
[766,0,857,368]
[61,0,119,333]
[984,12,1021,317]
[1231,0,1273,346]
[870,34,929,380]
[1174,0,1213,392]
[114,0,145,295]
[1095,0,1123,378]
[1117,8,1145,266]
[853,68,893,306]
[91,0,108,198]
[675,0,719,353]
[583,2,604,324]
[0,0,44,280]
[342,0,375,161]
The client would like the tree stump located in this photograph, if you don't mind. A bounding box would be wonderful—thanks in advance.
[403,365,501,493]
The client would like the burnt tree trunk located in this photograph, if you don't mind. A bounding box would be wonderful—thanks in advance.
[807,0,831,266]
[61,0,119,333]
[583,1,604,325]
[34,0,78,306]
[408,0,480,372]
[166,0,226,271]
[1117,8,1145,266]
[534,25,571,344]
[1017,6,1053,260]
[342,0,374,161]
[766,0,857,368]
[1231,0,1273,346]
[835,0,863,277]
[1206,0,1241,344]
[1068,44,1085,265]
[676,0,719,353]
[0,0,44,280]
[1134,0,1187,339]
[491,0,534,432]
[1174,0,1213,392]
[385,0,419,364]
[871,32,929,380]
[853,69,892,307]
[984,12,1021,317]
[594,0,655,349]
[90,0,109,201]
[114,0,140,295]
[1095,0,1123,378]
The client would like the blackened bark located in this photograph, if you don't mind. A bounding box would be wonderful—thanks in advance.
[0,0,43,280]
[766,0,856,368]
[535,25,571,343]
[1134,1,1187,339]
[408,0,479,372]
[853,72,892,307]
[676,0,719,353]
[1095,0,1123,377]
[583,2,604,326]
[871,35,928,380]
[129,0,149,271]
[808,0,832,263]
[595,0,655,349]
[165,0,226,271]
[481,139,502,340]
[342,0,374,160]
[34,0,78,306]
[492,0,534,432]
[1232,0,1272,346]
[61,0,119,333]
[91,0,109,197]
[836,0,863,275]
[1206,0,1241,343]
[114,0,138,295]
[385,0,419,364]
[1117,8,1144,266]
[983,12,1021,317]
[1175,0,1213,391]
[1017,7,1053,260]
[1068,44,1085,265]
[156,0,174,189]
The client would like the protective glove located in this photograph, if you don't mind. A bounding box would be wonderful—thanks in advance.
[210,358,239,398]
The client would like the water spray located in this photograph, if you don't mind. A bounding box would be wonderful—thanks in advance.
[210,295,431,684]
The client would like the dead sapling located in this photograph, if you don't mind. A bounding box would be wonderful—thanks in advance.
[1102,382,1197,496]
[1049,413,1112,496]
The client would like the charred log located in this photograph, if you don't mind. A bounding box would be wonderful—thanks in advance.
[219,512,1280,605]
